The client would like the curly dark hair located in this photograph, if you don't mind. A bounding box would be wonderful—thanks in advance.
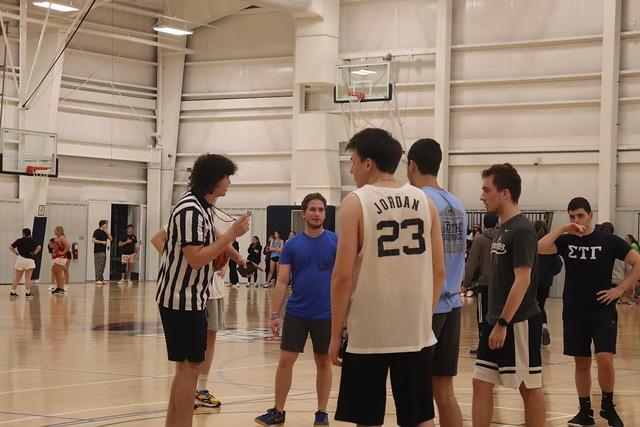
[188,154,237,196]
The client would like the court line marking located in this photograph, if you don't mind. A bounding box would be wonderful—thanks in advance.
[0,391,314,425]
[0,361,310,396]
[0,368,38,375]
[0,377,152,396]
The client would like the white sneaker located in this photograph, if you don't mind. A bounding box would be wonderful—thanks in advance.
[127,280,133,285]
[117,279,126,285]
[95,281,104,285]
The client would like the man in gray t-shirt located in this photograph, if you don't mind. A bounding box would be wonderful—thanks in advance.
[472,163,545,427]
[488,214,540,325]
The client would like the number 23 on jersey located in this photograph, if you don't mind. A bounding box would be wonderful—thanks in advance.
[377,218,426,257]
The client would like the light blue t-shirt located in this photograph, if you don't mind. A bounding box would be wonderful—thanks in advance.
[422,186,466,314]
[279,230,337,320]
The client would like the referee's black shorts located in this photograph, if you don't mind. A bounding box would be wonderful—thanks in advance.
[158,305,207,363]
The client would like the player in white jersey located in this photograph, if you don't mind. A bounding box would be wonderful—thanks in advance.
[329,128,445,427]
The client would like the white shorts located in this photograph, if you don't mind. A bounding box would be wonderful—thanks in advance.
[121,254,135,264]
[206,298,225,332]
[52,257,67,266]
[15,256,36,271]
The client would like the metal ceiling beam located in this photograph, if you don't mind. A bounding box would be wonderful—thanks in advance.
[0,8,193,53]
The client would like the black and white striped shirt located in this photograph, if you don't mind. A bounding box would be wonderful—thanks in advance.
[156,191,215,311]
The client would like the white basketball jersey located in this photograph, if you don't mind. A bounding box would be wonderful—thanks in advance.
[347,183,437,354]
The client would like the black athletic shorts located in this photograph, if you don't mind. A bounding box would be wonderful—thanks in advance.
[335,347,435,426]
[281,315,331,354]
[158,305,207,362]
[474,314,543,389]
[563,306,617,356]
[431,307,461,376]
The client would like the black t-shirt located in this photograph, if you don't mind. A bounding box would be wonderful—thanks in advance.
[93,229,109,254]
[555,229,631,310]
[537,253,563,287]
[119,234,137,255]
[488,214,540,324]
[248,243,262,263]
[12,237,39,259]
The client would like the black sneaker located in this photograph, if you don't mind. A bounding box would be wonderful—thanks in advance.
[568,408,595,426]
[51,288,65,295]
[600,407,624,427]
[9,292,18,299]
[255,408,285,426]
[25,292,33,300]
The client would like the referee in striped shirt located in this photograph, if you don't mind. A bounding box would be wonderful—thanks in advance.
[156,153,251,427]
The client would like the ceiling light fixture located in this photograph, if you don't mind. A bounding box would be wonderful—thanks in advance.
[351,69,377,76]
[153,25,193,36]
[33,1,79,12]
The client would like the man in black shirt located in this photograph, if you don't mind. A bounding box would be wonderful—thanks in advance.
[118,225,138,285]
[538,197,640,427]
[472,164,544,427]
[92,220,112,284]
[9,228,42,299]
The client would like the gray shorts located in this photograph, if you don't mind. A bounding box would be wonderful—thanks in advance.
[206,298,225,332]
[431,307,461,377]
[281,315,331,354]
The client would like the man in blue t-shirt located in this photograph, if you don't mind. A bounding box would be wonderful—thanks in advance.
[407,138,466,427]
[255,193,337,427]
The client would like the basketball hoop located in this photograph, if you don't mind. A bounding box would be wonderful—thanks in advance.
[26,166,51,180]
[347,91,366,102]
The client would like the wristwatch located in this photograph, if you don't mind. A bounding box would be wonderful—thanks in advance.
[497,318,509,327]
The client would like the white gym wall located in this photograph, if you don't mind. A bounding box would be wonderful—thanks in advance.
[0,0,638,286]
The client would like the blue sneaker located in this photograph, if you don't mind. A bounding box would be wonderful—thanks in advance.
[255,408,285,426]
[314,410,329,426]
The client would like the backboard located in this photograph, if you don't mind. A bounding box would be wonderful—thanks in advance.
[334,62,392,103]
[0,128,58,176]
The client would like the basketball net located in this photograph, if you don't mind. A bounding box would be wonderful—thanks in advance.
[21,166,51,223]
[340,83,405,146]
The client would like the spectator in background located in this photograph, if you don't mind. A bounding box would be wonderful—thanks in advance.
[467,224,482,252]
[247,236,262,287]
[463,213,499,355]
[92,220,112,285]
[229,239,240,288]
[625,234,640,302]
[602,223,637,306]
[118,225,138,285]
[9,228,42,299]
[50,226,70,295]
[264,234,273,285]
[533,220,563,345]
[626,234,640,252]
[265,231,284,287]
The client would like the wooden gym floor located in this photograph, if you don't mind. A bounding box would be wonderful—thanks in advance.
[1,282,639,426]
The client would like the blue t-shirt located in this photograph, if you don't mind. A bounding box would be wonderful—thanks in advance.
[422,187,466,314]
[271,240,282,259]
[279,230,337,320]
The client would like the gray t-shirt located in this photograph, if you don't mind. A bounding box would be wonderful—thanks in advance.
[487,213,540,324]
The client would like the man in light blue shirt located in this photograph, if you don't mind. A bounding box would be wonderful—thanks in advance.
[408,138,466,427]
